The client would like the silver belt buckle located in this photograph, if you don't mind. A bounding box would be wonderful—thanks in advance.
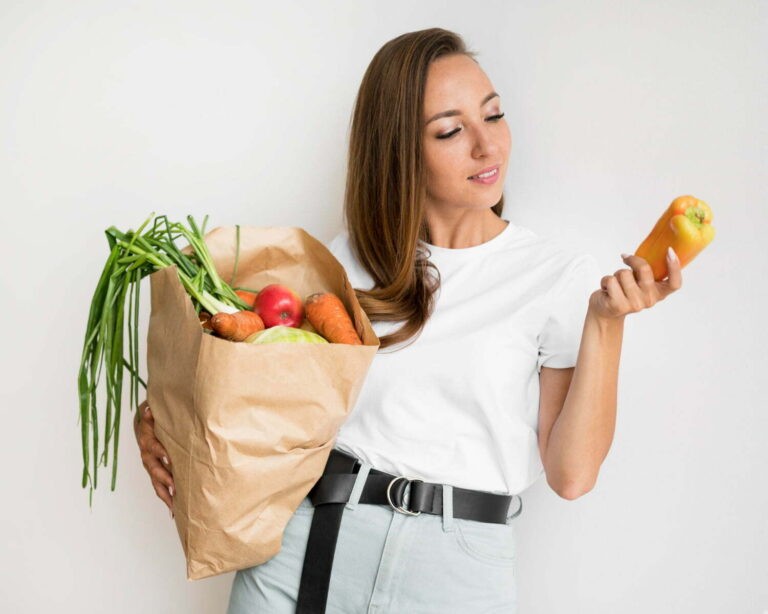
[386,475,423,516]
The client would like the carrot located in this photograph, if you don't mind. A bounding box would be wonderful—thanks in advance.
[304,293,362,345]
[235,289,258,308]
[210,310,265,341]
[198,311,214,330]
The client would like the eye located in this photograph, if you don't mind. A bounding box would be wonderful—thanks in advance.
[436,113,506,140]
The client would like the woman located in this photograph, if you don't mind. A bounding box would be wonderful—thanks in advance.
[135,28,681,613]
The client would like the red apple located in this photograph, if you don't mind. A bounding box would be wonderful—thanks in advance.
[253,284,304,328]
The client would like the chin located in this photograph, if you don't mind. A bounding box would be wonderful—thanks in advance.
[465,190,504,209]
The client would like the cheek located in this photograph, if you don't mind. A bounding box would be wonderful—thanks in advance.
[424,144,464,187]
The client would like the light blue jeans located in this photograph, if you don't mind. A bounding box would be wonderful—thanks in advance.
[227,460,523,613]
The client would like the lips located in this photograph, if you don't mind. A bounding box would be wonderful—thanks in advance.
[467,163,500,179]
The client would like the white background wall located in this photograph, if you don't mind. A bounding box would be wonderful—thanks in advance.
[1,1,765,612]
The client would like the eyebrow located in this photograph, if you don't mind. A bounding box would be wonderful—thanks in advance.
[425,91,500,125]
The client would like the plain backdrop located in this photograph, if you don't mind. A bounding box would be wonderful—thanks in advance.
[1,1,765,612]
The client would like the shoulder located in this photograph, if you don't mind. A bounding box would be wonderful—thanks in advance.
[531,235,600,306]
[509,224,598,281]
[323,228,375,290]
[323,228,349,256]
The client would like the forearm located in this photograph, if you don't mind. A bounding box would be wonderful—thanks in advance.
[545,308,625,497]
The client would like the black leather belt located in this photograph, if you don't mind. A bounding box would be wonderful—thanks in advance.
[295,448,521,613]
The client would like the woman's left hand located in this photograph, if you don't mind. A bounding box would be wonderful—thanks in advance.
[589,247,683,320]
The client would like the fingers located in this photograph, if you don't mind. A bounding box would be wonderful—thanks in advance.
[144,435,171,465]
[151,462,175,497]
[134,400,152,439]
[153,480,174,512]
[143,452,174,488]
[137,400,152,425]
[600,274,627,314]
[142,451,175,509]
[620,253,655,287]
[140,446,174,483]
[619,253,665,309]
[662,246,683,293]
[136,400,175,512]
[615,268,650,311]
[137,411,155,445]
[137,403,173,467]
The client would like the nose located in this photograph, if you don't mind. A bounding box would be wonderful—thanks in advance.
[471,126,503,159]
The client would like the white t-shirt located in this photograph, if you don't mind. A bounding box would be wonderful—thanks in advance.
[324,219,601,495]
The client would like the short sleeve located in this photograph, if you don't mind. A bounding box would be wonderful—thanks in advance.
[323,230,347,261]
[322,229,375,291]
[536,254,600,372]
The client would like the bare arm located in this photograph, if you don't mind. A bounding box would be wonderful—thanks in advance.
[543,311,624,499]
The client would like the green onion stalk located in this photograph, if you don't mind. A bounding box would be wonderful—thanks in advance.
[78,213,251,507]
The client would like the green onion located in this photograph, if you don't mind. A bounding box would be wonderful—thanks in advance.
[78,213,250,507]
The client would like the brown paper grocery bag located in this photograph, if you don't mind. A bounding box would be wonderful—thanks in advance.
[145,226,379,580]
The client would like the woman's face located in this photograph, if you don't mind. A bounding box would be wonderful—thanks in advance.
[422,54,511,213]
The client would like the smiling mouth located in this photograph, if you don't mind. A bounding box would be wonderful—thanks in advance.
[467,168,499,179]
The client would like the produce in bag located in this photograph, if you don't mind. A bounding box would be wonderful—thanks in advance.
[244,325,329,344]
[78,214,253,506]
[77,214,379,579]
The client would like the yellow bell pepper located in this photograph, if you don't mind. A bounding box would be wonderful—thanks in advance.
[635,195,715,281]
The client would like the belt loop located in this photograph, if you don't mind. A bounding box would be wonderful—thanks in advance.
[441,484,454,532]
[345,461,372,511]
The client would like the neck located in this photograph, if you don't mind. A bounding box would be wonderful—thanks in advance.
[425,210,508,249]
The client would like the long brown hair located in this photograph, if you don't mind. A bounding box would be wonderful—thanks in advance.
[343,28,506,352]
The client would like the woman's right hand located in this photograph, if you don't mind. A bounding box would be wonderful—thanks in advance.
[135,399,175,516]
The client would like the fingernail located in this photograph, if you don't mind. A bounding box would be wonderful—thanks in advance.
[667,246,678,262]
[170,484,174,497]
[621,253,629,259]
[163,456,169,465]
[144,406,150,415]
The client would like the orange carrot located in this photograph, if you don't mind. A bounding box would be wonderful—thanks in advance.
[235,289,258,308]
[210,310,265,341]
[304,293,362,345]
[198,311,214,330]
